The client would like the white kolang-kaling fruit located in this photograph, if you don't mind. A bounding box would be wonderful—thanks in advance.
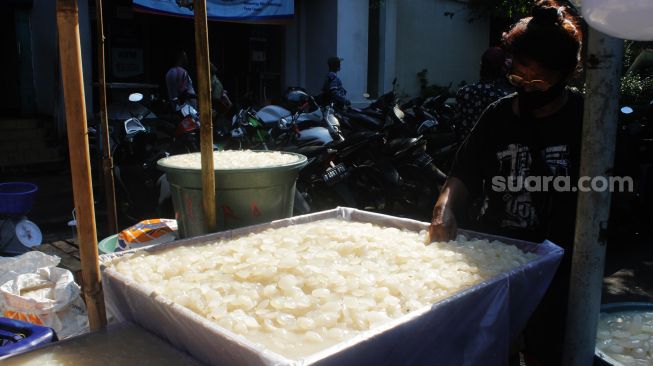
[161,150,301,170]
[111,219,536,359]
[596,311,653,366]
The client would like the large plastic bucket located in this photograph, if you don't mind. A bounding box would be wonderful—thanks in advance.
[158,151,307,238]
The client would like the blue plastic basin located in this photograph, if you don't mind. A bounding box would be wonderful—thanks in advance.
[0,182,38,215]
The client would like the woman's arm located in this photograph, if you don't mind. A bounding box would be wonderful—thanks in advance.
[429,176,469,242]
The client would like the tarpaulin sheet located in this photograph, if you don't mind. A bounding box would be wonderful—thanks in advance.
[133,0,294,22]
[101,207,563,366]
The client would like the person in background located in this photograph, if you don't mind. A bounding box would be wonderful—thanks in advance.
[322,56,350,108]
[165,50,196,109]
[455,47,513,132]
[429,1,583,365]
[210,62,232,132]
[210,63,224,102]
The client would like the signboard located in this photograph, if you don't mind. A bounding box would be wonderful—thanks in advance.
[111,48,144,79]
[133,0,294,22]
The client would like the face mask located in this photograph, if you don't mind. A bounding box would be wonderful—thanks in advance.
[517,82,566,118]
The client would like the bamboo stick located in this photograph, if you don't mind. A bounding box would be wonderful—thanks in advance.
[193,0,217,232]
[95,0,118,235]
[56,0,107,331]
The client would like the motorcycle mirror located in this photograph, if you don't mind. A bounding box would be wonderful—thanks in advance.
[129,93,144,102]
[621,106,634,115]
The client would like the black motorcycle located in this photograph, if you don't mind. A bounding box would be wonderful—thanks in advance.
[334,87,448,219]
[90,93,173,226]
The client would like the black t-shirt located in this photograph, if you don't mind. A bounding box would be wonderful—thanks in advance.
[450,91,584,248]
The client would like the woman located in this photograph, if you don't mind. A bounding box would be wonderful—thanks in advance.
[455,47,513,133]
[429,1,583,364]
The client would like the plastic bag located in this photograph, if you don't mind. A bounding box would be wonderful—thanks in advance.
[0,252,88,339]
[117,219,177,251]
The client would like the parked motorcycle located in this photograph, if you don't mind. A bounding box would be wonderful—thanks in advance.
[225,90,387,214]
[401,94,462,173]
[333,87,448,218]
[224,100,351,214]
[256,88,337,146]
[89,93,174,226]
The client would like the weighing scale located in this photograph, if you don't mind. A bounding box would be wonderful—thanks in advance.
[0,216,42,255]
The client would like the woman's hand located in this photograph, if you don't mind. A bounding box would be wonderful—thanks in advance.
[429,204,457,243]
[427,177,468,243]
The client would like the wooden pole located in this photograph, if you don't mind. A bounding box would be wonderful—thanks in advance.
[95,0,118,235]
[56,0,107,331]
[193,0,217,232]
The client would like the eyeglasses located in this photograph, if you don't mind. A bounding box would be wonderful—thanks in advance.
[507,74,551,91]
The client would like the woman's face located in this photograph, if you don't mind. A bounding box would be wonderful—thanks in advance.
[508,57,562,92]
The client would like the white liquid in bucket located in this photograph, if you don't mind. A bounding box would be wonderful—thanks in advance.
[162,150,301,170]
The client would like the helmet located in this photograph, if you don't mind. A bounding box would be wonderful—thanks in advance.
[284,88,311,113]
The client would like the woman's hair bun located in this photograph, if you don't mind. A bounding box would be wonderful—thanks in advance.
[532,4,564,26]
[502,0,582,79]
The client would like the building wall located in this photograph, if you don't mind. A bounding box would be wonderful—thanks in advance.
[285,0,368,106]
[395,0,489,97]
[284,0,337,96]
[336,0,369,105]
[377,0,398,95]
[304,0,338,95]
[31,1,58,116]
[286,0,489,102]
[30,0,93,125]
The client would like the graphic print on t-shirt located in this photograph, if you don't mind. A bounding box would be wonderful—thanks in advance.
[542,145,569,176]
[493,143,571,230]
[496,144,537,229]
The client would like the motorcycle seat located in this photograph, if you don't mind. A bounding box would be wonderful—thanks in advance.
[385,136,424,157]
[345,130,384,143]
[342,111,383,131]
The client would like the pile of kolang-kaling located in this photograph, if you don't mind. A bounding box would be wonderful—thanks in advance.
[597,311,653,366]
[161,150,301,170]
[111,219,536,359]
